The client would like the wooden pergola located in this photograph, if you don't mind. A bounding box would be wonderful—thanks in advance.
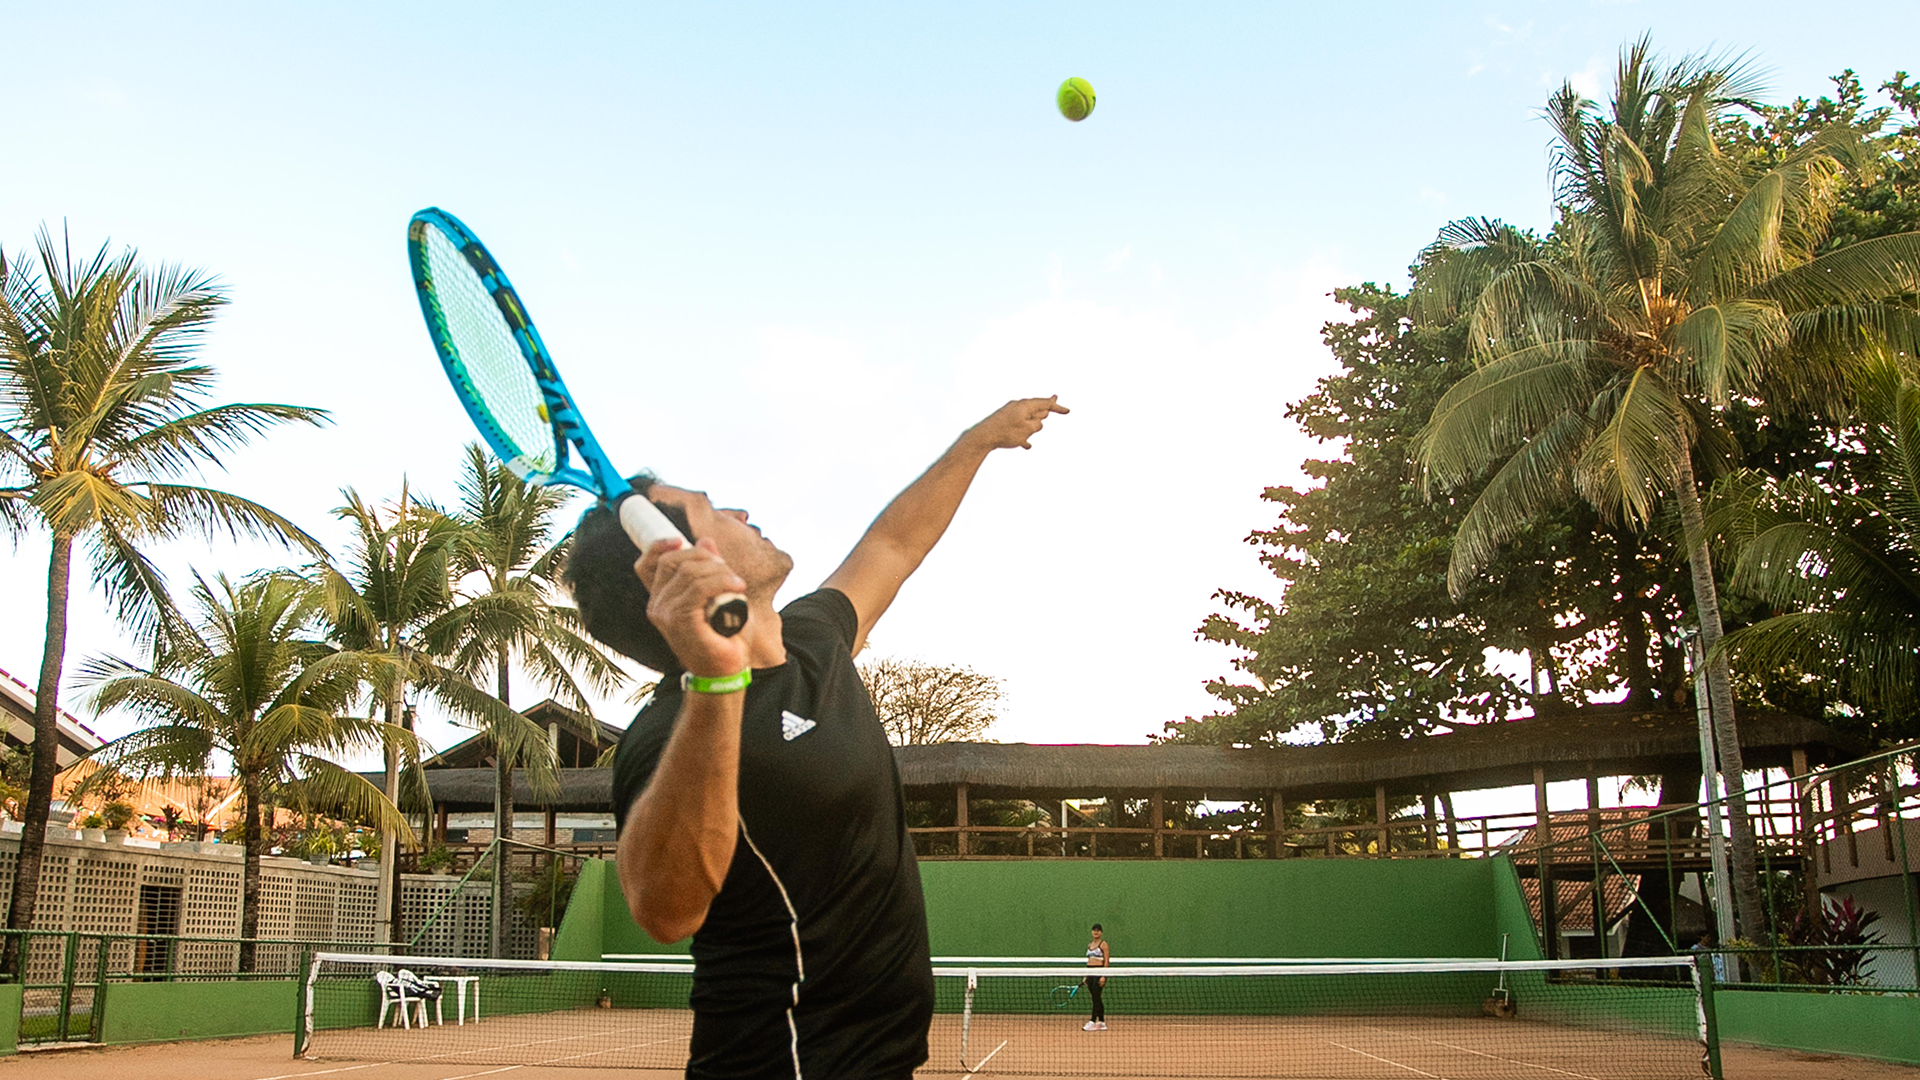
[893,705,1856,861]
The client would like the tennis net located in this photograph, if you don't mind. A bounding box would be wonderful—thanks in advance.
[301,953,1718,1078]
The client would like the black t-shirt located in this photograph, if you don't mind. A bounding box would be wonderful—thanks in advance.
[612,589,934,1080]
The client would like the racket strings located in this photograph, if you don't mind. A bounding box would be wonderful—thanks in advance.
[419,224,557,473]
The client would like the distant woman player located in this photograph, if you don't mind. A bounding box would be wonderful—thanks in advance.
[1083,923,1110,1031]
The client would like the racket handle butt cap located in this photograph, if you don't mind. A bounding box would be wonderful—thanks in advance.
[708,595,749,637]
[616,493,750,638]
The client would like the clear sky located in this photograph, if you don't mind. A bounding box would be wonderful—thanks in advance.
[3,2,1913,758]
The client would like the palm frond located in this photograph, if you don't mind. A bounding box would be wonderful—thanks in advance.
[1719,612,1920,710]
[143,483,327,555]
[279,757,419,849]
[1752,231,1920,313]
[111,402,330,477]
[78,723,221,780]
[81,673,223,734]
[1415,342,1598,490]
[1444,409,1590,596]
[1671,300,1790,404]
[1575,367,1688,526]
[86,520,179,645]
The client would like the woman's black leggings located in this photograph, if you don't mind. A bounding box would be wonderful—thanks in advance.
[1084,975,1105,1022]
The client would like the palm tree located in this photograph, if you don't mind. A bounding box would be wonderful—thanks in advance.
[444,444,621,955]
[76,571,420,971]
[1411,40,1920,940]
[1713,351,1920,720]
[0,228,325,951]
[317,484,528,947]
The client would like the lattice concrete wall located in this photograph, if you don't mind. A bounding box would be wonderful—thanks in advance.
[398,875,539,958]
[0,832,541,965]
[0,832,380,974]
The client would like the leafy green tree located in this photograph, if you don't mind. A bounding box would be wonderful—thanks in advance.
[0,229,324,951]
[1712,351,1920,744]
[1174,284,1694,748]
[1722,71,1920,250]
[1411,40,1920,940]
[443,445,621,954]
[77,572,419,970]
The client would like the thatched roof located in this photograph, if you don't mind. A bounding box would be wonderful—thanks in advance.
[403,704,1856,811]
[425,699,624,770]
[403,767,615,812]
[895,705,1856,801]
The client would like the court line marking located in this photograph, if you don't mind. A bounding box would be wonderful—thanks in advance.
[332,1022,667,1062]
[523,1034,694,1065]
[1325,1041,1446,1079]
[299,1019,688,1073]
[253,1062,417,1080]
[964,1038,1009,1076]
[1358,1023,1623,1080]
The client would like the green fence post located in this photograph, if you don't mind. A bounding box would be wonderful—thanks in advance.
[1694,950,1723,1080]
[90,935,109,1041]
[56,932,76,1043]
[292,947,313,1057]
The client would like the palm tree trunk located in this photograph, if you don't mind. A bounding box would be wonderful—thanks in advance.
[239,771,264,973]
[1674,452,1766,942]
[376,682,403,947]
[493,652,513,959]
[5,534,76,973]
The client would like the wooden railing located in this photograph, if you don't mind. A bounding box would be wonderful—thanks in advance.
[907,784,1895,864]
[390,747,1917,874]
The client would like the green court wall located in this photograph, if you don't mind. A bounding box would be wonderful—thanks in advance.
[1715,989,1920,1065]
[918,859,1507,958]
[551,857,610,961]
[585,855,1512,960]
[96,980,296,1045]
[0,983,19,1055]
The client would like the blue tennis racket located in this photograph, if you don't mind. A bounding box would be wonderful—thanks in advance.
[408,207,748,637]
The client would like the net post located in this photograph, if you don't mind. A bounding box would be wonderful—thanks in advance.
[1692,949,1723,1080]
[296,948,320,1058]
[959,969,976,1070]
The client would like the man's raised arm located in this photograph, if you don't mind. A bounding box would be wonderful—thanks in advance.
[823,395,1068,649]
[616,537,753,943]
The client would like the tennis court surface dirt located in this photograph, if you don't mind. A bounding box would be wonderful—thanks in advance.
[0,1031,1908,1080]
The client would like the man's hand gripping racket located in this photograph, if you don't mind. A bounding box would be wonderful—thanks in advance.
[407,207,748,636]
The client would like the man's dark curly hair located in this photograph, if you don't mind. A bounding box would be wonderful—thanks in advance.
[563,476,694,674]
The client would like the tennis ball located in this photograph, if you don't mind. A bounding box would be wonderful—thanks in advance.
[1057,77,1096,122]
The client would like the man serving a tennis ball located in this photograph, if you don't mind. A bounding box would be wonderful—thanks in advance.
[568,395,1068,1079]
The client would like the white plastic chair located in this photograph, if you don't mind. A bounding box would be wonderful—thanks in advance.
[397,968,445,1026]
[374,970,430,1029]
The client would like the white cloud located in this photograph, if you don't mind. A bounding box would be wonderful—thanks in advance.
[1103,245,1134,272]
[1566,54,1610,98]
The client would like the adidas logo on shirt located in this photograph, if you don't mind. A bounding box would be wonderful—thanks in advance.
[781,711,817,741]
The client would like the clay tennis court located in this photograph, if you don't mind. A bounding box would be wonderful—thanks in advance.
[0,1012,1908,1080]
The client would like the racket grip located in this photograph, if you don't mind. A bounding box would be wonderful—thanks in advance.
[617,495,749,637]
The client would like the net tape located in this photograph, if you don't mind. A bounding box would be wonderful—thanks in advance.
[304,952,1713,1079]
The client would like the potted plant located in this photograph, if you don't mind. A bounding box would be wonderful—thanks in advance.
[77,813,107,843]
[102,800,136,843]
[351,827,381,872]
[418,843,455,875]
[304,828,341,866]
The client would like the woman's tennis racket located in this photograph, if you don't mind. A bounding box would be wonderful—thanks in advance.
[407,207,748,636]
[1048,983,1080,1008]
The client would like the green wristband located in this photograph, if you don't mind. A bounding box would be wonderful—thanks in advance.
[680,669,752,695]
